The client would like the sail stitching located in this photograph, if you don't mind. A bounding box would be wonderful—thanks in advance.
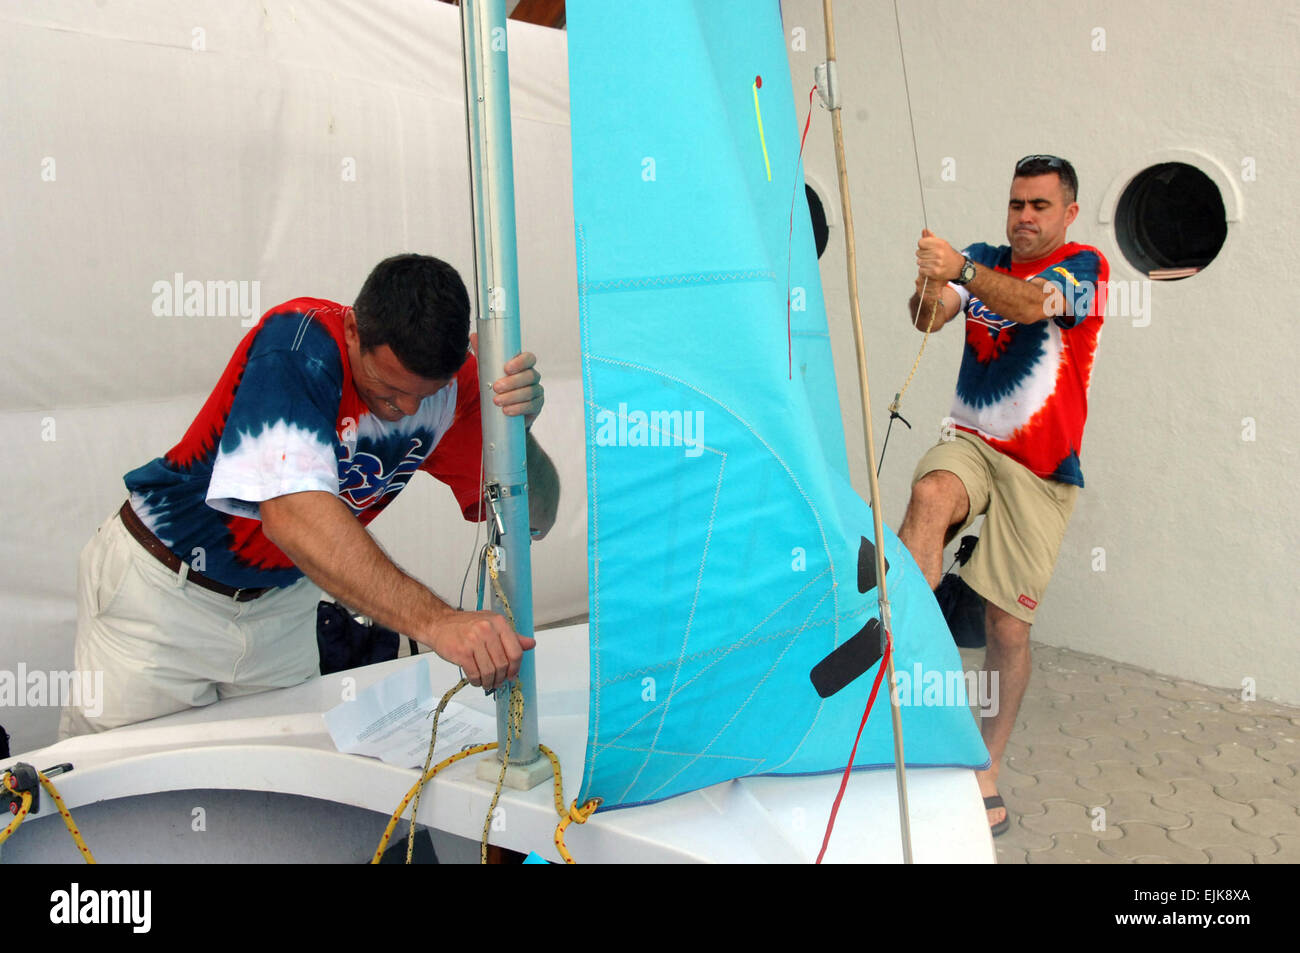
[616,452,728,802]
[576,223,605,794]
[642,584,836,799]
[595,571,870,690]
[594,745,763,765]
[584,353,844,797]
[581,269,777,293]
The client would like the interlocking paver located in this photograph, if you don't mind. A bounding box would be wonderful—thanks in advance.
[1139,749,1235,787]
[985,642,1300,865]
[1256,736,1300,759]
[1102,789,1192,832]
[993,760,1039,797]
[1153,681,1225,704]
[1123,728,1218,760]
[1151,778,1253,820]
[1066,733,1154,765]
[1021,800,1122,840]
[1205,846,1257,863]
[1041,671,1104,695]
[1001,820,1055,853]
[1079,760,1175,798]
[1178,720,1263,749]
[1016,769,1108,803]
[1060,708,1143,741]
[1272,769,1300,794]
[1210,771,1295,805]
[1232,798,1300,839]
[1100,822,1210,863]
[1105,666,1176,692]
[1167,812,1278,857]
[1198,741,1284,776]
[1041,652,1114,677]
[1117,706,1190,734]
[1103,686,1180,711]
[1027,832,1126,863]
[1047,690,1111,713]
[1017,743,1092,775]
[1257,834,1300,863]
[1039,727,1091,751]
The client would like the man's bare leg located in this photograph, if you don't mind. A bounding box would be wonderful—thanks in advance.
[897,470,969,589]
[977,601,1033,830]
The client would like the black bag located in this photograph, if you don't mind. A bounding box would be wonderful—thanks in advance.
[934,535,986,649]
[316,601,400,675]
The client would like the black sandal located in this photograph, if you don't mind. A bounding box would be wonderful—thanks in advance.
[984,794,1011,837]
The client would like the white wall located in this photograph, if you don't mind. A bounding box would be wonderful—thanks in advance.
[781,0,1298,702]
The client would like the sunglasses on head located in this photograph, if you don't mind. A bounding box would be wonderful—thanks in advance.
[1016,154,1065,171]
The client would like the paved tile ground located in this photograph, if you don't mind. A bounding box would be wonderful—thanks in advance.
[956,644,1300,864]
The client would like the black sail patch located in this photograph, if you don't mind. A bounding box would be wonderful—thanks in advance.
[857,535,889,593]
[810,618,883,699]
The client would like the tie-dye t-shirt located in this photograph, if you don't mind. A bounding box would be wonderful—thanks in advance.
[124,298,484,589]
[947,242,1107,487]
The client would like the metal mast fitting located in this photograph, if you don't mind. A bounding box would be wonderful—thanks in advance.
[459,0,547,788]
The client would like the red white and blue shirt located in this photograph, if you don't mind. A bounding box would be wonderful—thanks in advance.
[124,298,484,589]
[948,242,1107,487]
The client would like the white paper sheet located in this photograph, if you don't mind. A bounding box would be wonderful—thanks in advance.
[325,659,496,769]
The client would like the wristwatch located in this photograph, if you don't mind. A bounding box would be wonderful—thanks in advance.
[953,256,976,286]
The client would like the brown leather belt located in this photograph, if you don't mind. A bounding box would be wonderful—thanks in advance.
[118,501,271,602]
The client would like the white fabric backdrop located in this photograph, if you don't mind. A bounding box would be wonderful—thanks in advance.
[0,0,586,750]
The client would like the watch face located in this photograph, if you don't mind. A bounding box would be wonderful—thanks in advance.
[960,259,975,284]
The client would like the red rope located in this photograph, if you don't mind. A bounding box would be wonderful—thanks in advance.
[815,633,893,864]
[786,84,817,380]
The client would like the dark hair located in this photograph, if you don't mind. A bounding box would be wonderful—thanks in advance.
[1014,155,1078,203]
[353,254,471,380]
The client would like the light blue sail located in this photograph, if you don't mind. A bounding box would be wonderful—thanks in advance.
[569,0,989,811]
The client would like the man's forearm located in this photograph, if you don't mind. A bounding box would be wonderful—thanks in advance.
[907,285,959,331]
[965,265,1060,325]
[260,491,450,644]
[526,432,559,539]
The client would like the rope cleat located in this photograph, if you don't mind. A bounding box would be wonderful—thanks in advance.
[2,762,42,815]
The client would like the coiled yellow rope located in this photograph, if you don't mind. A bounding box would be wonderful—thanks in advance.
[373,545,601,864]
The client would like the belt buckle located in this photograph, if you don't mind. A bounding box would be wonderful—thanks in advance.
[234,587,253,603]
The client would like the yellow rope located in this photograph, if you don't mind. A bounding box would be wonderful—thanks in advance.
[891,283,941,415]
[481,545,527,863]
[0,789,32,845]
[373,546,606,865]
[405,676,469,863]
[480,681,523,863]
[1,769,97,862]
[370,742,498,864]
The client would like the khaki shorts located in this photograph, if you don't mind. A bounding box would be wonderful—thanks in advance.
[59,511,321,738]
[911,431,1077,624]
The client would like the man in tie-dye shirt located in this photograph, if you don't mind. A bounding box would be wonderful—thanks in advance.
[62,255,558,737]
[897,157,1107,838]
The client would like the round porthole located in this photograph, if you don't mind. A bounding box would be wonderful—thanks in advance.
[1114,162,1226,279]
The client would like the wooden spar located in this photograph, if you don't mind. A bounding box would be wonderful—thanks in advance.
[820,0,914,864]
